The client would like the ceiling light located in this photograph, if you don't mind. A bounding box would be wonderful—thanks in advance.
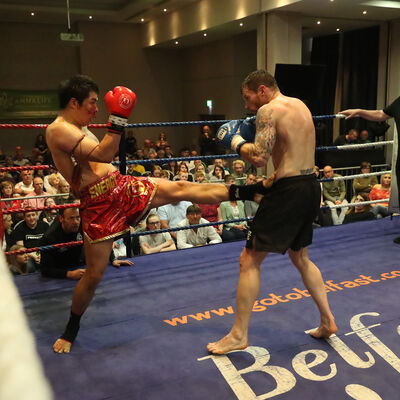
[163,8,167,12]
[336,28,340,31]
[30,12,35,16]
[140,18,144,22]
[239,22,243,27]
[317,20,321,24]
[203,33,207,37]
[175,41,179,45]
[89,15,93,20]
[363,10,367,14]
[330,0,334,2]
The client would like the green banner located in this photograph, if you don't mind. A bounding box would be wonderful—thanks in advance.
[0,89,59,119]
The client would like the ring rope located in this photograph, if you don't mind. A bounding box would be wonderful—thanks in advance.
[2,202,78,214]
[322,198,389,209]
[317,141,393,152]
[319,170,392,183]
[0,114,344,130]
[0,165,51,172]
[1,193,70,203]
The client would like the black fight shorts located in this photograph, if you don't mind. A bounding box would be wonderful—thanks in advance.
[246,174,320,254]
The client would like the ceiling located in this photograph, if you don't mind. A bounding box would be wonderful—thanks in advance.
[0,0,400,48]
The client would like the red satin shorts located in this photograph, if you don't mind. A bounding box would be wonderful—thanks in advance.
[80,171,157,243]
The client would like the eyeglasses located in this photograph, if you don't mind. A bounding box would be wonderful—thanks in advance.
[148,221,160,225]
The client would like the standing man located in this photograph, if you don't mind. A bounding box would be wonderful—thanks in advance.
[209,69,337,354]
[340,98,400,242]
[46,75,229,353]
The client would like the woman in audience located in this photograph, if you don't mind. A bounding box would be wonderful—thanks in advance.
[2,214,13,251]
[6,244,35,275]
[209,165,226,182]
[167,160,178,177]
[0,180,22,210]
[46,173,61,195]
[150,165,163,178]
[343,193,375,224]
[369,173,391,218]
[176,162,193,181]
[218,175,248,242]
[34,133,48,156]
[194,171,208,183]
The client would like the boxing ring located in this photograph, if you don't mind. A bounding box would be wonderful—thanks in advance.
[1,114,399,399]
[13,216,400,400]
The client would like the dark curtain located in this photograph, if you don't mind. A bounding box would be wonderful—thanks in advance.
[340,26,379,134]
[311,34,340,146]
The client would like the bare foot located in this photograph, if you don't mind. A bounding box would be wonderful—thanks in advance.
[207,333,248,355]
[309,320,338,339]
[53,338,72,354]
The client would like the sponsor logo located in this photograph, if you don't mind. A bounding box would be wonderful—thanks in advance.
[119,94,133,110]
[89,174,117,199]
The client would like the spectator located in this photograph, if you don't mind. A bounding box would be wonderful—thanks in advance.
[125,130,137,156]
[139,214,176,254]
[209,164,225,182]
[352,161,378,200]
[160,170,170,180]
[4,155,19,181]
[369,173,391,218]
[2,213,13,251]
[43,167,63,192]
[313,166,333,227]
[322,165,349,225]
[39,197,58,225]
[156,132,168,149]
[6,244,34,275]
[0,180,22,212]
[10,209,49,270]
[199,125,217,156]
[333,128,358,146]
[219,198,248,242]
[34,133,48,156]
[135,148,145,160]
[164,145,174,158]
[158,200,193,241]
[343,193,375,224]
[358,129,371,144]
[46,173,61,195]
[167,160,178,176]
[0,145,5,162]
[150,165,162,178]
[14,170,34,196]
[231,160,247,186]
[194,171,208,183]
[56,179,74,204]
[24,176,46,208]
[243,173,259,218]
[176,204,222,249]
[13,146,30,166]
[40,207,132,279]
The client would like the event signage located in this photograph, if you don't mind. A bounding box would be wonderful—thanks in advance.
[0,89,59,119]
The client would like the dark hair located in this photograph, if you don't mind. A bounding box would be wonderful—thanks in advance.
[59,206,79,217]
[241,69,278,93]
[360,161,371,170]
[58,75,99,109]
[186,204,201,214]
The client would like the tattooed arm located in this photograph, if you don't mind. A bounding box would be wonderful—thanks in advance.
[240,106,276,168]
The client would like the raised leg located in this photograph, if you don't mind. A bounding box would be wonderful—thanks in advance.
[207,246,267,354]
[53,237,113,354]
[150,178,229,209]
[288,247,337,338]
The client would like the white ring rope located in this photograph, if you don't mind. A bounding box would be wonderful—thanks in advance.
[334,140,393,151]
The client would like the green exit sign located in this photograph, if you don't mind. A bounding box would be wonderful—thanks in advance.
[60,32,84,42]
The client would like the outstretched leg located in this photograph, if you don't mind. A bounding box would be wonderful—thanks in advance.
[288,247,337,338]
[207,246,267,354]
[53,237,113,354]
[150,178,229,208]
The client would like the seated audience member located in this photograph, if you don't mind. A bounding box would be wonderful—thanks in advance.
[352,161,378,200]
[125,130,137,156]
[194,171,208,183]
[150,165,163,178]
[358,129,371,144]
[313,166,333,227]
[24,176,46,208]
[174,170,192,182]
[4,155,20,181]
[343,193,375,224]
[46,173,61,195]
[322,165,349,225]
[369,173,391,218]
[139,214,176,254]
[56,179,75,204]
[13,146,30,166]
[176,204,222,249]
[34,133,48,156]
[39,197,58,225]
[127,159,144,176]
[0,180,22,210]
[197,201,222,235]
[243,173,260,218]
[199,125,217,156]
[40,207,132,279]
[175,162,193,181]
[189,159,202,174]
[231,160,247,186]
[6,244,35,275]
[333,128,358,146]
[167,160,178,176]
[164,145,174,158]
[209,164,225,182]
[43,167,63,192]
[10,209,49,270]
[14,170,34,196]
[2,214,13,251]
[158,200,193,241]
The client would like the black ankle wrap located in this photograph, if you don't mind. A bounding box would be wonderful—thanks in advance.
[60,311,82,343]
[229,181,270,201]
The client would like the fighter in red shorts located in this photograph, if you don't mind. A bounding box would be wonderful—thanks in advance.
[46,75,230,353]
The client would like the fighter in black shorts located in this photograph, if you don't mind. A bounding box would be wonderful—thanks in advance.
[207,69,337,354]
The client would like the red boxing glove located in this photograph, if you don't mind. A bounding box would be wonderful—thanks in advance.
[104,86,136,134]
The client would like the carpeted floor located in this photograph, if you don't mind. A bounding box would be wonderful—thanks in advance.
[15,217,400,399]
